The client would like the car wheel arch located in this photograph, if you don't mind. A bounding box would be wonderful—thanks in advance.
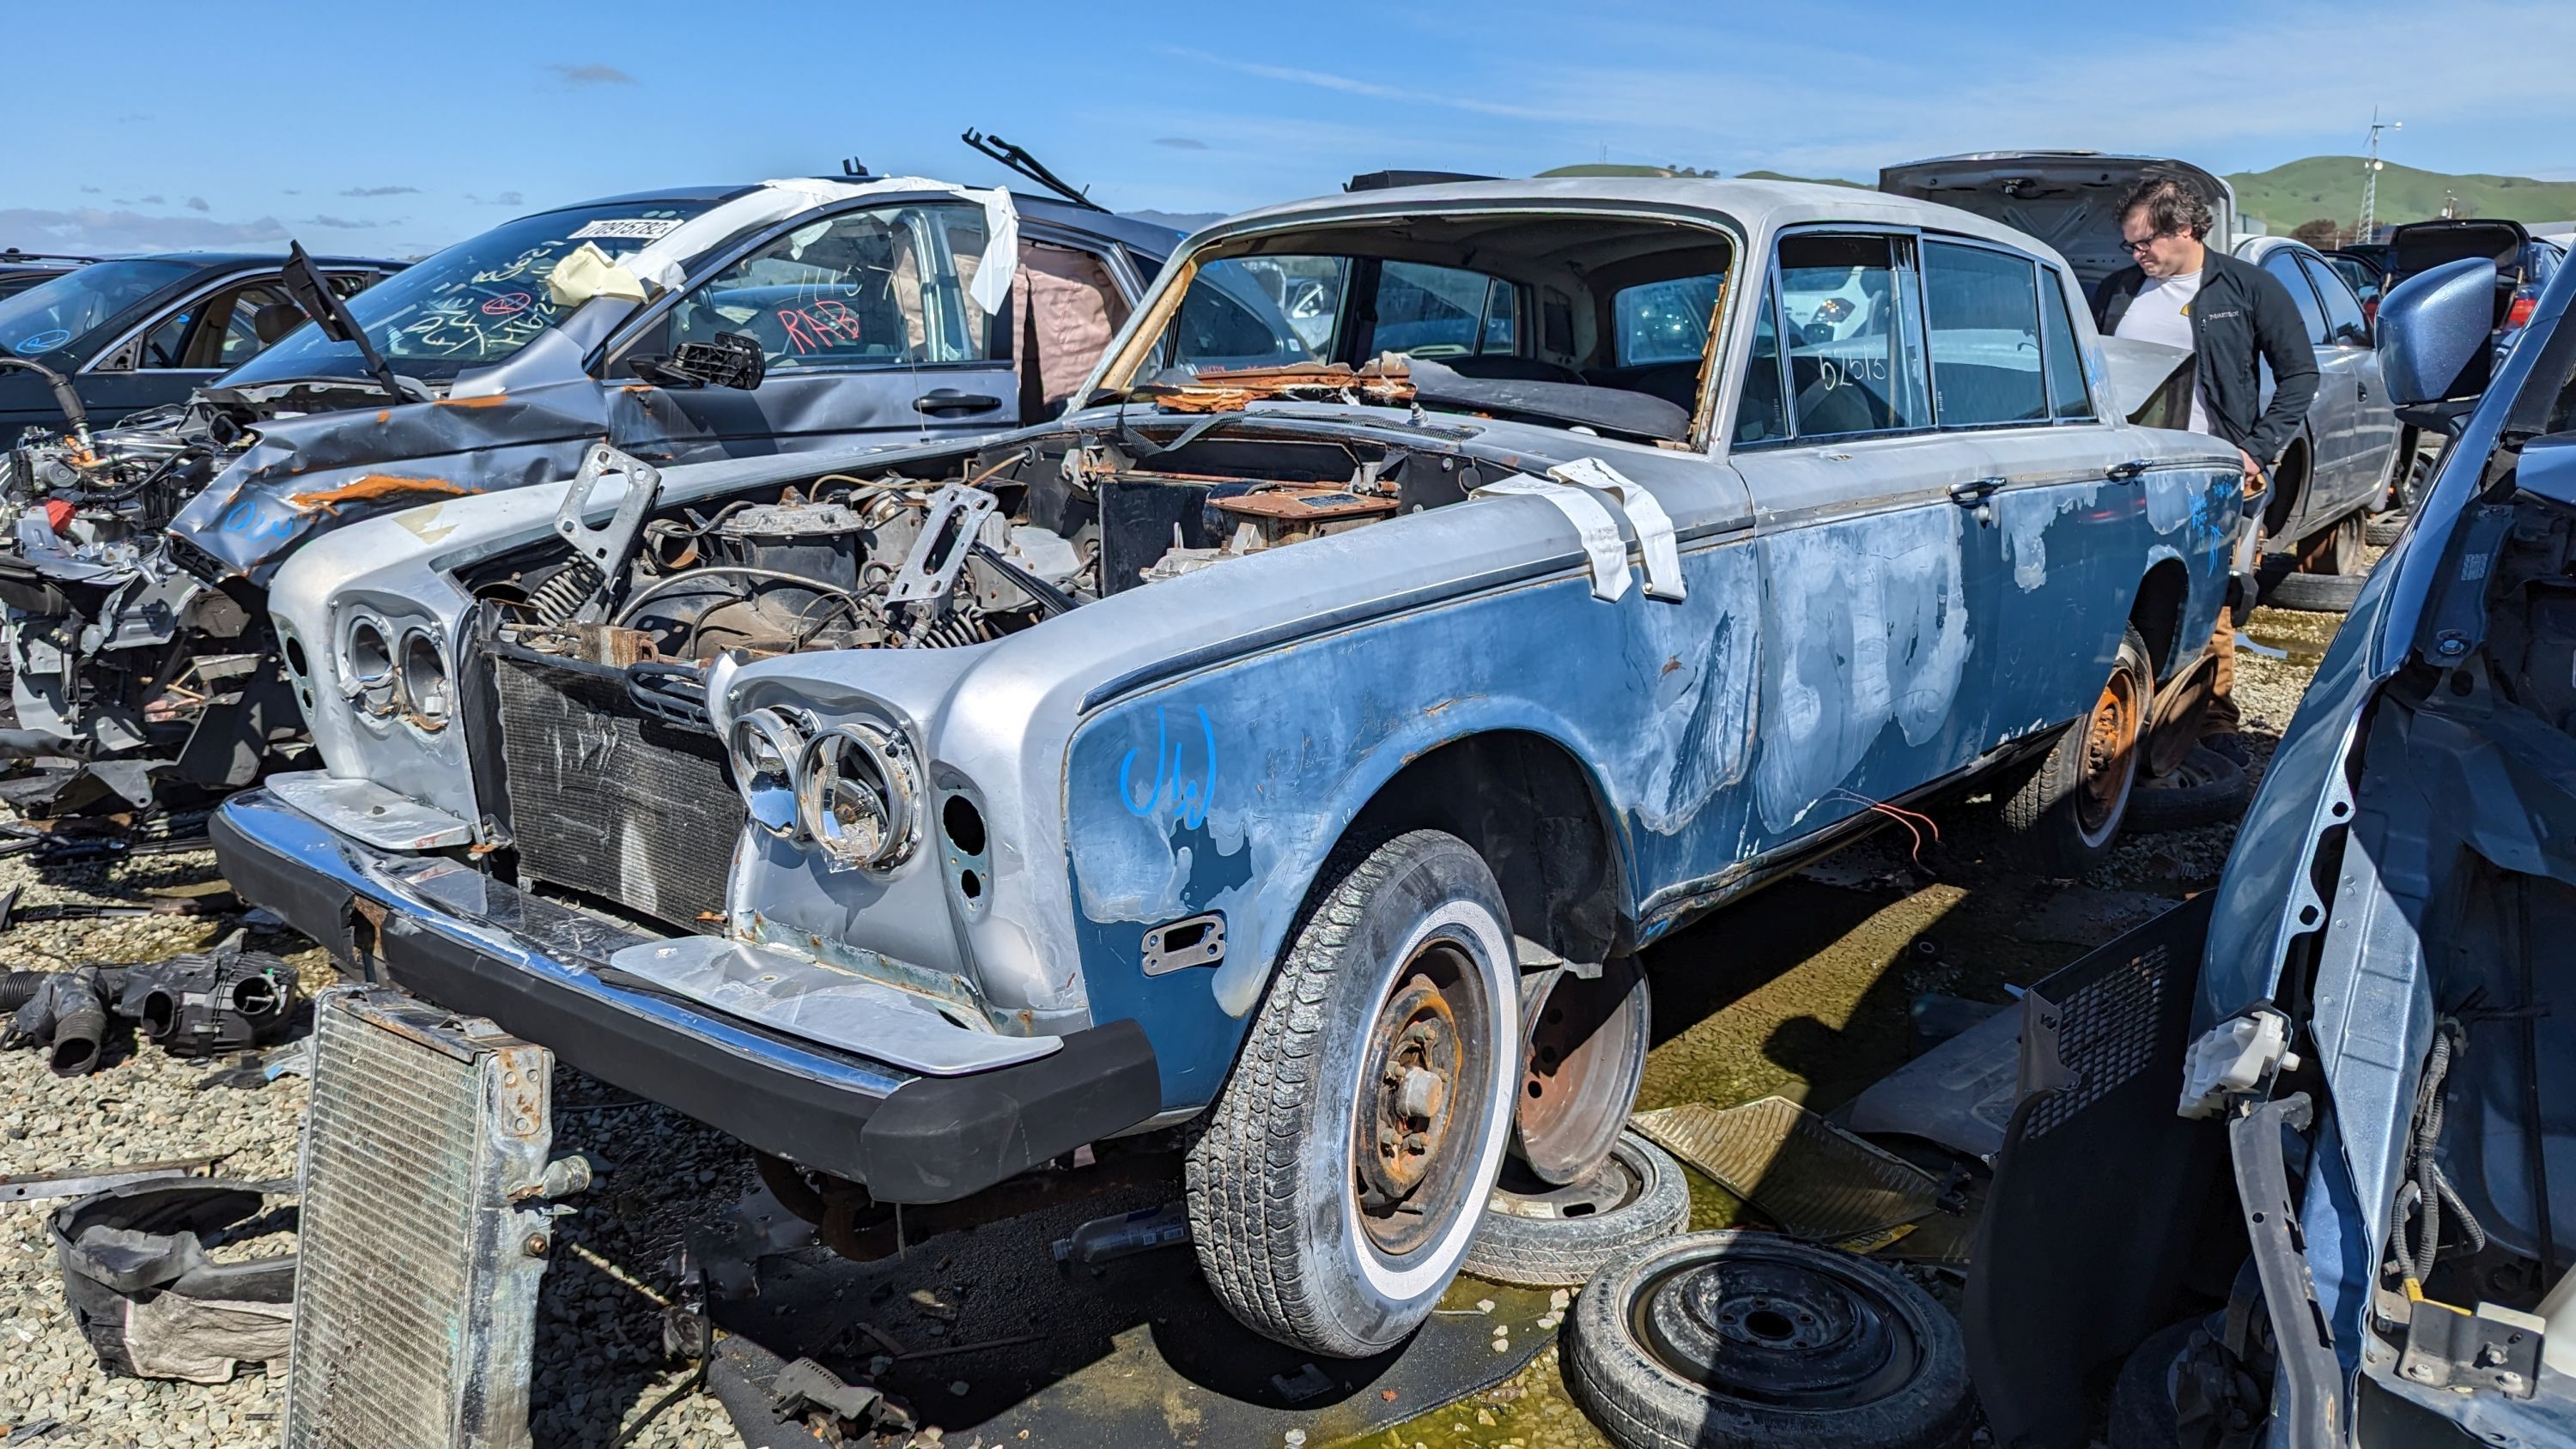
[2263,433,2314,538]
[2129,555,2195,680]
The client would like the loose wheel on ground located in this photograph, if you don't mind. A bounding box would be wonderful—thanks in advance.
[1981,625,2152,876]
[1184,829,1521,1357]
[1463,1131,1690,1288]
[1565,1231,1973,1449]
[2125,744,2251,834]
[2365,510,2409,547]
[2261,569,2365,614]
[2293,511,2366,578]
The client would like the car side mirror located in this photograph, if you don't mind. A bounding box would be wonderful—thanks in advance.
[2514,433,2576,512]
[629,330,766,390]
[2377,257,2498,407]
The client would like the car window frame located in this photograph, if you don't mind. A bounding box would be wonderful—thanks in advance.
[2260,246,2333,348]
[601,197,1020,382]
[1734,223,1936,450]
[2296,252,2370,346]
[1917,233,2067,433]
[80,267,258,374]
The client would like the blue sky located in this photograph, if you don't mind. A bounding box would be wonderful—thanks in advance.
[9,0,2573,257]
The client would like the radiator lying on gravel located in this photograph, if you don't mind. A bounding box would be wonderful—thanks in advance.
[286,987,562,1449]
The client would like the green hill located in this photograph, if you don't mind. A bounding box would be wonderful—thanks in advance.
[2227,156,2576,232]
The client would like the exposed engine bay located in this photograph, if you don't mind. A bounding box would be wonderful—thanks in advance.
[477,409,1484,675]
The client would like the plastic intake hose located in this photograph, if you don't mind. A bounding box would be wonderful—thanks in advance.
[46,971,110,1077]
[0,970,50,1012]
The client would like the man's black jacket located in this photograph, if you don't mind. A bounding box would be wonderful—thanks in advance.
[2093,250,2319,468]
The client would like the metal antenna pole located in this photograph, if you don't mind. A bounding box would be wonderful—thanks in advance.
[2359,108,2403,241]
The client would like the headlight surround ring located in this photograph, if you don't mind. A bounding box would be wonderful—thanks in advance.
[727,706,811,840]
[343,615,398,718]
[795,721,920,872]
[397,627,451,731]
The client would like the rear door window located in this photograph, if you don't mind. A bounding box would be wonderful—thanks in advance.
[1922,241,2046,426]
[1370,261,1515,357]
[2038,269,2095,421]
[1777,233,1930,439]
[2263,251,2330,346]
[1733,283,1789,445]
[2300,255,2367,343]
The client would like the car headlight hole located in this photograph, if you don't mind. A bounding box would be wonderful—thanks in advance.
[398,629,450,729]
[797,723,919,871]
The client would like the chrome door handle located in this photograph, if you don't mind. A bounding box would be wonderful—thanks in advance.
[1948,476,2004,505]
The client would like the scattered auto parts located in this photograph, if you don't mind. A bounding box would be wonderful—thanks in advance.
[51,1175,297,1384]
[1461,1131,1691,1288]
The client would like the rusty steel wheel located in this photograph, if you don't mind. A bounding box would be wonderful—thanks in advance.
[1986,626,2154,876]
[1187,829,1519,1357]
[2075,661,2145,839]
[1515,957,1651,1185]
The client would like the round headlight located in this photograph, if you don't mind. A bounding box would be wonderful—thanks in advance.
[345,616,396,715]
[727,707,809,839]
[398,628,450,729]
[796,722,919,871]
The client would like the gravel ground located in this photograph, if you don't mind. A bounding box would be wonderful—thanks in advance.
[0,598,2352,1448]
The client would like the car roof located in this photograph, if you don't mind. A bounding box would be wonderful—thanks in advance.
[1195,175,2063,258]
[79,251,400,270]
[538,182,1178,259]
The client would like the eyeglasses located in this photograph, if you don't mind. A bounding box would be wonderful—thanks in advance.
[2121,232,2173,255]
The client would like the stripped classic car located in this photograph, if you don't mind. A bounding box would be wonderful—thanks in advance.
[0,171,1173,785]
[213,177,2245,1356]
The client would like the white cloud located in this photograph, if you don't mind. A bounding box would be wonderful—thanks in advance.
[0,207,289,254]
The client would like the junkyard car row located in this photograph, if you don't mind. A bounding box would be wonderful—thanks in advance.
[7,142,2567,1447]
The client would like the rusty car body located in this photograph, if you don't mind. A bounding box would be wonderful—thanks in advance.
[210,177,2246,1356]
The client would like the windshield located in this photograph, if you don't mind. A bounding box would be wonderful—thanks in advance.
[1125,225,1732,441]
[0,258,197,358]
[224,199,719,383]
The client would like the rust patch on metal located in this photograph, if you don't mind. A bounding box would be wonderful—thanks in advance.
[433,392,510,409]
[374,409,392,424]
[292,473,477,515]
[1139,359,1415,414]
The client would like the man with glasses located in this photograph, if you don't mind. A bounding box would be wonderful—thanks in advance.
[2094,177,2317,767]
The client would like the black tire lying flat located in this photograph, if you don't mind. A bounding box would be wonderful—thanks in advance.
[1463,1131,1690,1288]
[2365,510,2409,548]
[1984,625,2153,876]
[2262,569,2365,614]
[2124,745,2251,834]
[1565,1232,1973,1449]
[1185,829,1521,1358]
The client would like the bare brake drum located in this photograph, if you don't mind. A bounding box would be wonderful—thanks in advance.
[1515,955,1650,1185]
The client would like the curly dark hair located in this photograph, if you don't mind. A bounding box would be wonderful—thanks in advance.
[2120,177,2215,241]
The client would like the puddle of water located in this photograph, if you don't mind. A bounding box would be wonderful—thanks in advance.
[2245,604,2344,670]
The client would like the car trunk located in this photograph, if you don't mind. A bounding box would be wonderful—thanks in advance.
[1877,153,2239,291]
[2391,220,2533,331]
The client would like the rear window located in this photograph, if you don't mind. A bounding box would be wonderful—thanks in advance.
[1923,241,2045,427]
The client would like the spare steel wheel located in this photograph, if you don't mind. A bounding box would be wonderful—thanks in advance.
[1515,955,1650,1184]
[1464,1131,1690,1288]
[1566,1231,1972,1449]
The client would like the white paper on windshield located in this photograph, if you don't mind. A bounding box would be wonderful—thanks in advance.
[1473,474,1631,602]
[569,217,687,241]
[621,177,1020,315]
[1548,457,1686,602]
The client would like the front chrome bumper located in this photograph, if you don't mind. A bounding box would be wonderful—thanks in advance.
[213,788,1162,1202]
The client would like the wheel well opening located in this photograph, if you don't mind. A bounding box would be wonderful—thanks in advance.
[2130,558,2191,680]
[2263,436,2310,539]
[1345,731,1626,967]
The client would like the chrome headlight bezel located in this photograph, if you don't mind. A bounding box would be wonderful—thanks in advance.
[727,706,812,840]
[342,613,398,718]
[796,721,920,873]
[396,627,451,731]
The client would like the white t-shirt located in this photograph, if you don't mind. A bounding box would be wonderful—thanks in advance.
[2114,270,2213,433]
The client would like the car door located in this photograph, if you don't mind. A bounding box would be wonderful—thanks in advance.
[71,268,267,424]
[2257,246,2352,535]
[1725,228,2004,852]
[1917,238,2141,728]
[605,200,1025,459]
[2299,251,2400,502]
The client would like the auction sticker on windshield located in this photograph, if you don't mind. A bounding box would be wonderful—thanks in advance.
[570,218,687,241]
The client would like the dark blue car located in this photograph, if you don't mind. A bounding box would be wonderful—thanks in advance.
[0,251,398,436]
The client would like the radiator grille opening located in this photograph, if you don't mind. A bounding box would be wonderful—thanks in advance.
[491,650,744,930]
[288,989,555,1449]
